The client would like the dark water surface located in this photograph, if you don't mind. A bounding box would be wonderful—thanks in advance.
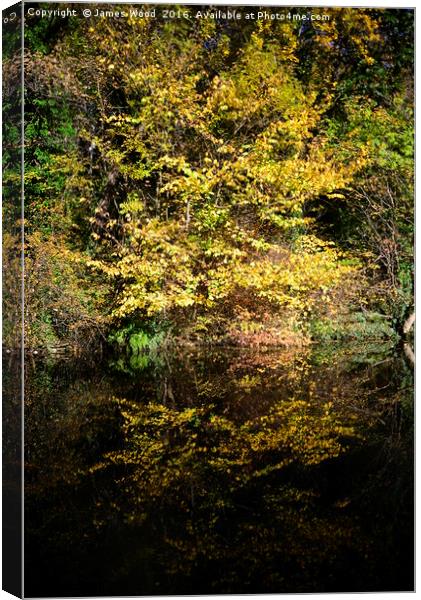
[21,342,413,596]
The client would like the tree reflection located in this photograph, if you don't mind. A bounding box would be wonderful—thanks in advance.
[25,344,413,595]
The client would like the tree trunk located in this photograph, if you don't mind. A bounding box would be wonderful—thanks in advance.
[404,342,415,365]
[403,311,415,335]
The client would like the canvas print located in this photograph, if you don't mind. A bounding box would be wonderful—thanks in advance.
[2,2,414,597]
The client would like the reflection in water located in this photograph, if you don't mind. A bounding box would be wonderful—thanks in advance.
[24,343,413,596]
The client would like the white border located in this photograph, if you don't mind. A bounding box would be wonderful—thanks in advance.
[0,1,416,599]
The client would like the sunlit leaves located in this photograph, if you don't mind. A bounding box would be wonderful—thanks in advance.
[84,22,365,323]
[20,8,413,344]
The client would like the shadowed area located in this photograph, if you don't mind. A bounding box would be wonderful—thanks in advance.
[24,342,413,596]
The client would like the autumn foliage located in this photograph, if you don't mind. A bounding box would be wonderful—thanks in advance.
[3,6,414,349]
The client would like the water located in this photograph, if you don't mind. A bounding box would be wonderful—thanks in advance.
[20,342,413,596]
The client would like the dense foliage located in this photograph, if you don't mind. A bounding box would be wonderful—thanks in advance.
[4,5,414,349]
[10,9,413,594]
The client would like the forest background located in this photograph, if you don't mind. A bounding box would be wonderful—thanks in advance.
[3,4,414,355]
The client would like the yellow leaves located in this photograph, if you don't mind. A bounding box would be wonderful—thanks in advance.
[202,34,308,132]
[222,237,358,314]
[237,374,262,391]
[91,198,359,318]
[100,386,358,509]
[79,15,375,327]
[119,193,145,217]
[91,220,207,318]
[326,193,346,200]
